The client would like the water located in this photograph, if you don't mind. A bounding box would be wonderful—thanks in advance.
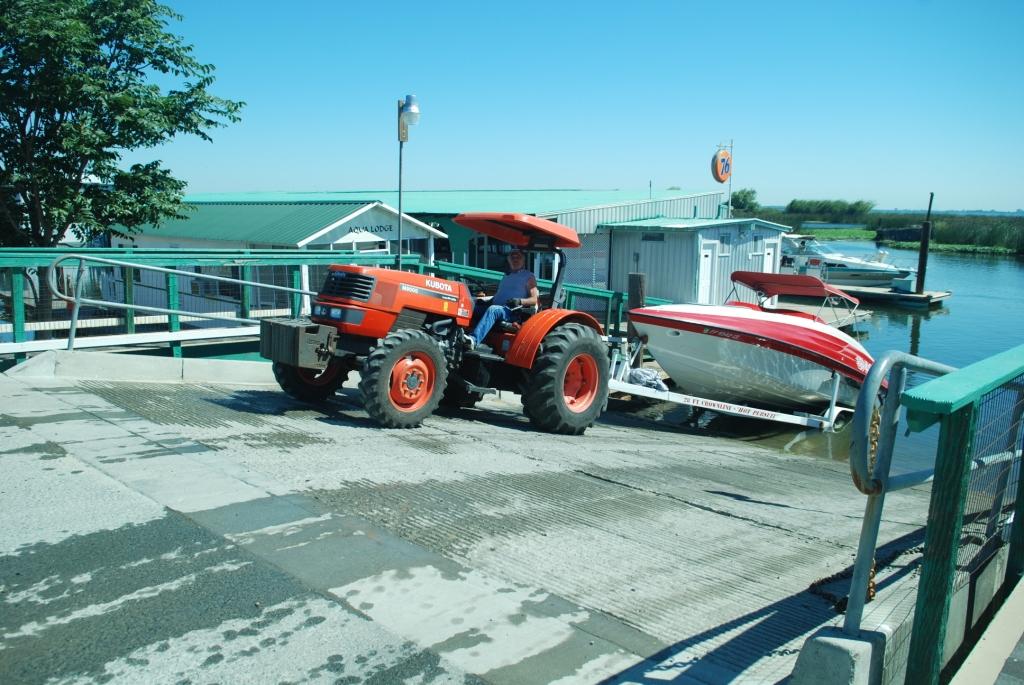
[744,242,1024,470]
[831,241,1024,366]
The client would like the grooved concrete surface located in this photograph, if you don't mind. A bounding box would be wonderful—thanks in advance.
[0,352,932,684]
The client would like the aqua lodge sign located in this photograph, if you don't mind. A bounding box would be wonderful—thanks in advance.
[350,223,395,236]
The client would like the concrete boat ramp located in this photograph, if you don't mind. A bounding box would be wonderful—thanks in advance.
[0,352,931,684]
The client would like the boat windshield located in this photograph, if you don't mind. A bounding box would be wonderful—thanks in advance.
[784,236,829,255]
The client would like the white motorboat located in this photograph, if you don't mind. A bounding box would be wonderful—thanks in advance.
[628,272,874,411]
[780,234,914,287]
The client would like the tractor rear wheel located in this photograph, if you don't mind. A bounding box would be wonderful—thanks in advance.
[522,323,609,435]
[273,360,349,403]
[360,329,448,428]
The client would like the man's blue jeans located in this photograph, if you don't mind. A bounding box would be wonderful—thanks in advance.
[471,304,514,344]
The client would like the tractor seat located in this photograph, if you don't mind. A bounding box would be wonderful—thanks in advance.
[497,302,539,333]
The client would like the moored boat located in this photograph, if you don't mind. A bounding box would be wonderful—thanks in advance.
[780,234,914,287]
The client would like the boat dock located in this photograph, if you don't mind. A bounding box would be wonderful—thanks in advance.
[1,351,933,684]
[829,284,952,308]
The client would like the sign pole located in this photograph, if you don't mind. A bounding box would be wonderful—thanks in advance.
[727,140,734,218]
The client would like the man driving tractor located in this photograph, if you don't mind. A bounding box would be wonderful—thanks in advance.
[467,248,540,349]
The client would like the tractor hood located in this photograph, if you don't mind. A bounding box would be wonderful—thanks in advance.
[453,212,581,250]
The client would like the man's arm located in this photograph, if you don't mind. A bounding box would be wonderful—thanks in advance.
[523,277,540,306]
[508,276,540,308]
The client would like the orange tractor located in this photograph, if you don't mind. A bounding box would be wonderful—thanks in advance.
[259,212,610,434]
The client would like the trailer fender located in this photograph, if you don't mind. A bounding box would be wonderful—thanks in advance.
[504,309,604,369]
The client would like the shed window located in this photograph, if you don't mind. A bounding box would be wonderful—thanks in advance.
[641,232,665,242]
[719,233,732,255]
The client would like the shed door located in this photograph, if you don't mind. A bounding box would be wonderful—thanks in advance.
[763,240,779,273]
[763,240,779,306]
[698,241,718,304]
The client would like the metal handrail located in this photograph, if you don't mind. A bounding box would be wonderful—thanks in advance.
[843,350,956,635]
[849,351,957,495]
[47,253,315,350]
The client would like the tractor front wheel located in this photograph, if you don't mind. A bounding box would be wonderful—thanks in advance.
[273,360,349,403]
[360,330,448,428]
[522,323,609,435]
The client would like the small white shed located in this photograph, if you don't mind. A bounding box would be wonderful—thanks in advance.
[602,217,791,304]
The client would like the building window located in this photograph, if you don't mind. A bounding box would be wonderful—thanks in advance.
[719,233,732,255]
[641,232,665,242]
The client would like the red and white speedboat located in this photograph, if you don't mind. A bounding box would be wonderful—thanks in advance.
[628,272,874,411]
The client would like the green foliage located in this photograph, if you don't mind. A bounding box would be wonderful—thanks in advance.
[784,198,876,222]
[882,241,1016,255]
[803,229,877,241]
[0,0,243,247]
[731,188,759,212]
[874,215,1024,253]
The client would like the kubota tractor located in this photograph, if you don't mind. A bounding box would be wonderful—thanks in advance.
[259,212,609,434]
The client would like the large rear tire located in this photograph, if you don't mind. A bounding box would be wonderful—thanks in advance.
[360,330,448,428]
[522,323,609,435]
[273,360,349,403]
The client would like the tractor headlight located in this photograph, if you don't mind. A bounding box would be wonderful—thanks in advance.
[312,304,326,317]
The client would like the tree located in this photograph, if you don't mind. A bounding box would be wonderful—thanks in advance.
[0,0,243,248]
[731,188,759,212]
[784,199,876,222]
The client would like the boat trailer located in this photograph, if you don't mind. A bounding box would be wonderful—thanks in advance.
[605,338,851,432]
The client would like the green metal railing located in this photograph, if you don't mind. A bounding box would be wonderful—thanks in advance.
[0,248,418,360]
[1,248,670,360]
[899,344,1024,684]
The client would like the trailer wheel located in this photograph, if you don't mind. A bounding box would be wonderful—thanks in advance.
[360,329,447,428]
[522,323,609,435]
[273,361,349,403]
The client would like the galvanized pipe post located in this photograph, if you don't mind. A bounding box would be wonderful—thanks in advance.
[844,363,909,633]
[66,261,87,351]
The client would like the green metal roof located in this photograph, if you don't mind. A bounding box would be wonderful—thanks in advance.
[182,189,707,216]
[131,201,375,245]
[599,217,792,232]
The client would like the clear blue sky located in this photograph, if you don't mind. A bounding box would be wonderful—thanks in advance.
[128,0,1024,211]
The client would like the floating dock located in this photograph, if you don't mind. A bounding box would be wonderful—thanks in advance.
[829,284,951,308]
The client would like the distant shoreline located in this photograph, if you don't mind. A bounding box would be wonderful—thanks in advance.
[808,233,1019,255]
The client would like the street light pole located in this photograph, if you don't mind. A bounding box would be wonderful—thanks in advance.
[396,94,420,269]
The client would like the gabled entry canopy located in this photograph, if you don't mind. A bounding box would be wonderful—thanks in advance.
[299,202,446,248]
[453,212,581,250]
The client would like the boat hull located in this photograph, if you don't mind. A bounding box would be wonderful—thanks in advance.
[629,305,871,411]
